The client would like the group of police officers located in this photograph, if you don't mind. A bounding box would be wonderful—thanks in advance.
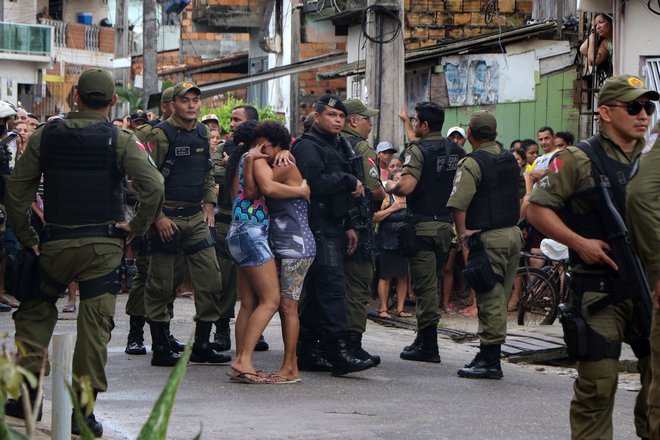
[1,66,660,439]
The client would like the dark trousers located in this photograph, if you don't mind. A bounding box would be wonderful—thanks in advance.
[299,225,348,341]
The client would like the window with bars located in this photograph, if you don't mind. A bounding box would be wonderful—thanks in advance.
[645,58,660,136]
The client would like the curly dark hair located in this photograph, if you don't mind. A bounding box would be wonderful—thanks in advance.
[254,121,291,150]
[226,119,259,193]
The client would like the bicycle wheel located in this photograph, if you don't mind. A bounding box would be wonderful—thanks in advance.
[515,266,559,326]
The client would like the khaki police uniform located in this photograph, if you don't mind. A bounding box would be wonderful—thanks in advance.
[529,131,650,439]
[401,132,453,330]
[627,120,660,439]
[6,111,164,392]
[341,124,381,334]
[143,113,222,324]
[447,141,524,346]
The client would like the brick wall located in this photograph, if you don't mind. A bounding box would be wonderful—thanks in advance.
[99,27,114,53]
[404,0,533,50]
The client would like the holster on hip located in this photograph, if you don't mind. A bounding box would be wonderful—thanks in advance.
[462,234,502,292]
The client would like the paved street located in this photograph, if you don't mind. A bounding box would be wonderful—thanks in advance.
[0,294,642,439]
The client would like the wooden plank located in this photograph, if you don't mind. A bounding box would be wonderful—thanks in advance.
[546,73,564,132]
[534,75,549,131]
[519,100,536,140]
[494,102,521,149]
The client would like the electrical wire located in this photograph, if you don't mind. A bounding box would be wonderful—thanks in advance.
[360,4,401,44]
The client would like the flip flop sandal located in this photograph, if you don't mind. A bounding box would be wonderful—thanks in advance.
[266,374,301,384]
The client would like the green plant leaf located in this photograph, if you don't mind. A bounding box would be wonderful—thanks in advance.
[200,93,284,134]
[67,382,95,440]
[136,336,193,440]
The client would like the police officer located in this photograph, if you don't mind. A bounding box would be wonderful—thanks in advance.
[0,101,16,313]
[143,82,230,367]
[628,119,660,440]
[341,98,386,365]
[4,68,164,436]
[210,105,269,352]
[292,94,375,376]
[447,111,524,379]
[386,101,464,363]
[527,75,657,439]
[124,86,180,355]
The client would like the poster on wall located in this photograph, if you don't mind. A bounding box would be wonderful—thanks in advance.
[441,53,537,106]
[405,69,430,114]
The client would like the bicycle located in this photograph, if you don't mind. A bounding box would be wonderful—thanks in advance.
[514,250,569,326]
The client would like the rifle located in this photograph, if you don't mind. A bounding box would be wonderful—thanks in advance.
[598,176,653,337]
[341,138,377,261]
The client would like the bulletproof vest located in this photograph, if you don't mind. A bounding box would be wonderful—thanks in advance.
[293,130,352,226]
[40,119,124,225]
[344,134,377,208]
[465,148,520,230]
[564,138,632,267]
[408,138,464,217]
[157,121,210,203]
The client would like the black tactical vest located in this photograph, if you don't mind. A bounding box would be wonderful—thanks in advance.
[408,138,464,218]
[40,119,124,225]
[465,148,520,230]
[157,121,210,203]
[564,138,632,267]
[292,130,352,226]
[217,137,238,210]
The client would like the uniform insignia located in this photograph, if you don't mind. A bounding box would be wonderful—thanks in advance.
[539,176,551,188]
[175,146,191,156]
[145,142,154,152]
[550,157,563,173]
[369,167,378,178]
[628,77,645,88]
[136,141,146,151]
[450,186,457,197]
[196,147,204,153]
[404,154,411,165]
[328,98,337,107]
[368,157,376,165]
[454,169,462,183]
[147,155,157,168]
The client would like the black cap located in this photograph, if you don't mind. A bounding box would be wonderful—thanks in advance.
[315,94,347,115]
[130,111,148,122]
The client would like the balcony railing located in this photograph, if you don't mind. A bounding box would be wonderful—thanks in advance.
[39,18,114,53]
[0,22,51,55]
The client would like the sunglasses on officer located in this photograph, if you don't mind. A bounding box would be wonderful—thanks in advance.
[605,101,656,116]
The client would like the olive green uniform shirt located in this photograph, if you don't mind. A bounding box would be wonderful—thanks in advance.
[627,121,660,284]
[6,111,165,248]
[528,130,643,272]
[341,126,381,193]
[447,141,526,211]
[144,114,216,220]
[402,131,449,235]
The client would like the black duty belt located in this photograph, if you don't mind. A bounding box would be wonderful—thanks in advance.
[41,224,126,243]
[162,206,202,218]
[407,213,453,224]
[214,212,232,225]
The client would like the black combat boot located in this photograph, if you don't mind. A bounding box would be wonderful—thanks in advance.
[400,325,441,363]
[190,321,232,364]
[71,391,103,438]
[402,331,422,353]
[297,338,333,372]
[457,344,503,379]
[5,380,42,421]
[165,321,185,353]
[327,337,375,376]
[346,330,381,366]
[211,318,231,352]
[150,321,181,367]
[255,334,269,351]
[125,315,147,355]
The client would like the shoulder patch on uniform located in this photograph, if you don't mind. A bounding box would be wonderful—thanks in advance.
[136,141,146,151]
[404,154,411,165]
[454,169,462,184]
[550,157,563,173]
[539,175,551,188]
[369,167,379,178]
[367,157,376,165]
[147,154,157,168]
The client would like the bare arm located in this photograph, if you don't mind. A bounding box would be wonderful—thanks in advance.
[253,158,310,200]
[385,173,417,196]
[373,198,405,223]
[398,105,418,142]
[580,32,609,66]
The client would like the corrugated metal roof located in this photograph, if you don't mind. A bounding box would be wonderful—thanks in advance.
[318,21,558,79]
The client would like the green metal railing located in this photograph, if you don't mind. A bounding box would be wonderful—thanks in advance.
[0,22,51,55]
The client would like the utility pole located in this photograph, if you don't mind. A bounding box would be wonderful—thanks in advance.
[143,0,158,110]
[289,2,301,137]
[365,0,404,147]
